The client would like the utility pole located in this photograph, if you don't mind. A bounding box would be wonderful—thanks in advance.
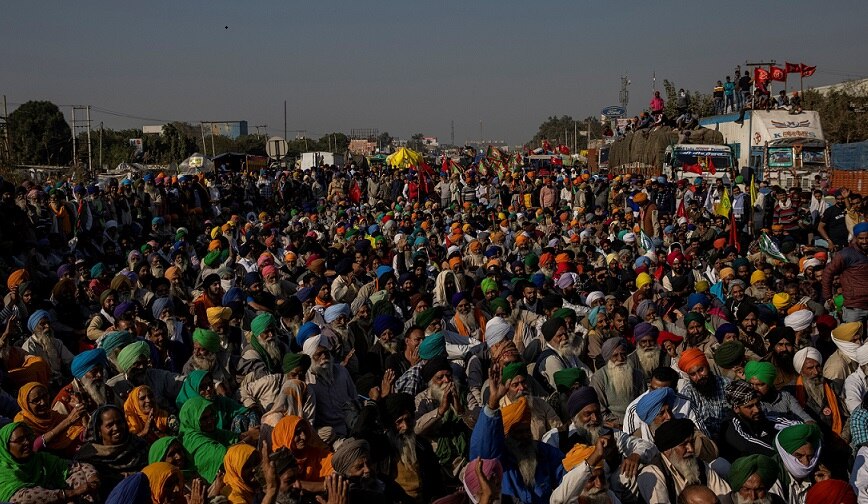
[0,95,9,164]
[200,123,207,155]
[254,125,267,140]
[479,120,483,144]
[620,75,631,111]
[283,101,287,142]
[71,105,93,176]
[450,120,455,147]
[99,122,103,171]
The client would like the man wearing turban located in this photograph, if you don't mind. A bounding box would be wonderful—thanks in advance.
[766,326,800,390]
[303,332,356,441]
[624,367,710,443]
[21,309,74,386]
[678,347,730,439]
[469,371,567,503]
[743,360,814,425]
[53,348,114,416]
[824,321,863,384]
[637,418,731,502]
[630,322,667,380]
[533,317,589,395]
[795,347,848,438]
[719,380,778,459]
[239,313,287,380]
[183,328,233,395]
[723,454,783,504]
[330,438,386,498]
[380,393,442,501]
[192,273,224,329]
[495,362,562,442]
[413,356,472,469]
[447,291,487,341]
[589,337,644,423]
[106,341,183,408]
[774,424,822,502]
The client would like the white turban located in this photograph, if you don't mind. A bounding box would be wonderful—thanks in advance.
[802,258,821,271]
[793,347,823,374]
[485,316,514,348]
[302,334,330,357]
[586,291,605,307]
[784,309,814,332]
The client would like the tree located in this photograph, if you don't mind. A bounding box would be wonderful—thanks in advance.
[662,79,714,119]
[315,132,349,153]
[407,133,425,152]
[804,89,868,144]
[527,115,602,151]
[8,100,72,165]
[377,131,394,150]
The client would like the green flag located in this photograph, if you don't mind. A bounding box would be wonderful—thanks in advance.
[758,233,788,262]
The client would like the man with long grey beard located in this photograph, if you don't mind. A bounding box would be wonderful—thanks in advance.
[240,313,287,380]
[543,386,657,504]
[301,333,357,442]
[52,348,113,416]
[637,418,731,503]
[629,322,668,381]
[589,337,645,425]
[796,347,848,437]
[534,316,592,394]
[381,392,442,502]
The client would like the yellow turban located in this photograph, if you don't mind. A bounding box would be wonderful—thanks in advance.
[772,293,791,310]
[832,322,863,343]
[719,267,735,280]
[563,443,599,471]
[206,307,232,327]
[750,270,766,285]
[636,273,652,290]
[501,396,531,435]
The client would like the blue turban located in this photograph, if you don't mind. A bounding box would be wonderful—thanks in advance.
[295,322,321,348]
[242,272,261,288]
[636,387,676,424]
[418,332,446,360]
[854,222,868,235]
[27,309,50,333]
[222,287,244,305]
[105,473,150,504]
[634,256,651,270]
[588,306,606,327]
[113,301,136,320]
[451,291,469,308]
[151,297,174,319]
[567,387,599,417]
[687,292,709,309]
[324,303,351,324]
[373,315,403,337]
[530,273,545,288]
[295,286,315,302]
[376,265,393,279]
[714,323,739,343]
[71,349,107,379]
[90,262,105,278]
[413,236,427,247]
[100,330,136,354]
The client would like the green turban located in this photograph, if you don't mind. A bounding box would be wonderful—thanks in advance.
[713,341,746,369]
[116,341,150,373]
[282,353,311,373]
[192,328,221,354]
[203,250,221,267]
[728,454,779,491]
[501,362,527,384]
[251,313,276,337]
[100,330,135,355]
[552,308,576,321]
[683,312,705,328]
[776,423,822,454]
[148,436,181,465]
[554,368,586,392]
[744,361,777,386]
[489,297,510,315]
[481,278,498,294]
[418,332,446,360]
[415,308,442,330]
[524,253,539,269]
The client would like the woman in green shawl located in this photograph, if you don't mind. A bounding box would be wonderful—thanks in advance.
[0,422,100,503]
[176,370,259,433]
[180,396,255,483]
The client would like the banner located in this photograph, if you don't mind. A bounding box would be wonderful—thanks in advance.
[770,66,787,82]
[800,64,816,77]
[785,62,802,73]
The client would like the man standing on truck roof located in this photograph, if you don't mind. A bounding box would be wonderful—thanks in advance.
[724,76,736,114]
[738,71,752,110]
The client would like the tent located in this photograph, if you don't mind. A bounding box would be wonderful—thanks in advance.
[386,147,423,169]
[179,153,215,174]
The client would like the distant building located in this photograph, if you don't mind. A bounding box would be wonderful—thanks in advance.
[348,139,377,155]
[207,121,249,139]
[810,78,868,97]
[423,136,439,148]
[142,125,163,134]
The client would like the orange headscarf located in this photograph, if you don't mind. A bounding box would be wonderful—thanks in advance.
[678,348,709,373]
[501,396,531,435]
[14,382,84,454]
[142,461,183,504]
[562,443,599,471]
[6,269,29,292]
[124,385,171,443]
[271,416,333,482]
[223,444,257,504]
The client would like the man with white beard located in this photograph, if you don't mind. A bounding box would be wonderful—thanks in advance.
[22,309,74,386]
[551,436,623,504]
[794,347,848,437]
[52,348,113,415]
[366,314,403,376]
[589,338,645,425]
[239,313,287,380]
[534,317,591,394]
[301,333,357,442]
[381,392,442,501]
[321,303,355,370]
[183,327,234,395]
[543,386,657,503]
[637,418,731,503]
[629,322,668,381]
[448,292,486,340]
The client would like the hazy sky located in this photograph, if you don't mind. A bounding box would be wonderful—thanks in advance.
[3,1,867,145]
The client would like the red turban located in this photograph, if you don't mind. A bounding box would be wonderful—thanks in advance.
[805,479,856,504]
[666,250,684,267]
[678,348,709,373]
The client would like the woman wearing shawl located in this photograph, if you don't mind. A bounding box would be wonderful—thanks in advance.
[125,385,178,442]
[774,423,822,503]
[105,473,151,504]
[176,370,258,433]
[14,382,85,458]
[271,415,333,489]
[179,396,242,483]
[75,404,149,492]
[222,444,259,504]
[142,461,186,504]
[0,422,100,504]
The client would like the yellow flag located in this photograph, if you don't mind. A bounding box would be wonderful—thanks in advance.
[715,188,731,217]
[749,176,758,207]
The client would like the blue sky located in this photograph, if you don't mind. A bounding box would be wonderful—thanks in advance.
[2,1,866,145]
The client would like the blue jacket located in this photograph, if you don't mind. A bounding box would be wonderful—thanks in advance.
[469,406,566,504]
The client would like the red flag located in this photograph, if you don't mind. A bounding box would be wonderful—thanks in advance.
[707,157,716,175]
[684,163,703,175]
[677,198,686,218]
[550,156,563,166]
[770,66,786,82]
[785,62,802,73]
[441,155,448,176]
[729,211,740,252]
[557,144,571,155]
[800,64,816,77]
[755,67,770,85]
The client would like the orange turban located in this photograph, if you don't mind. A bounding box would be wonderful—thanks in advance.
[486,259,502,269]
[469,240,482,253]
[539,253,554,267]
[164,266,181,282]
[515,234,528,246]
[501,396,531,435]
[633,192,648,204]
[563,443,599,471]
[713,238,726,250]
[7,269,29,291]
[449,257,463,270]
[208,239,222,252]
[678,348,709,373]
[555,253,570,264]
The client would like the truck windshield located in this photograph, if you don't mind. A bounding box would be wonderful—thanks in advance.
[672,151,732,169]
[802,148,826,165]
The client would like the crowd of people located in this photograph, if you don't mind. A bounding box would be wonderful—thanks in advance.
[0,158,867,504]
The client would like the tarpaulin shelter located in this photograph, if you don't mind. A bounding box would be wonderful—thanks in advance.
[386,147,423,169]
[179,153,215,174]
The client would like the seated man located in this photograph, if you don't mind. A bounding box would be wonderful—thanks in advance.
[589,338,644,425]
[494,362,562,441]
[624,367,709,442]
[551,437,622,504]
[106,340,183,409]
[678,348,730,440]
[720,454,786,504]
[53,348,113,415]
[637,418,731,503]
[719,380,779,460]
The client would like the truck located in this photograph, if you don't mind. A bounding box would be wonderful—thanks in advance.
[664,144,735,182]
[698,109,828,187]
